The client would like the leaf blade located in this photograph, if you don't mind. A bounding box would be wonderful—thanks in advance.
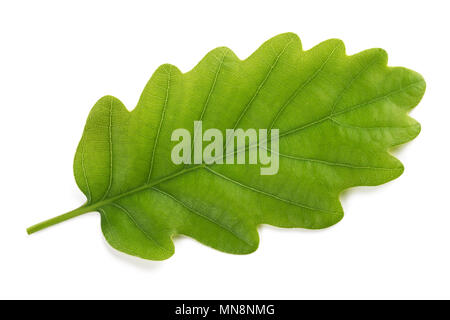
[29,33,425,261]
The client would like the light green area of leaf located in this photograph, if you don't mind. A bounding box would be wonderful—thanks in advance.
[27,33,425,260]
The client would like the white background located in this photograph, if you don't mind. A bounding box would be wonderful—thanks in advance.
[0,0,449,299]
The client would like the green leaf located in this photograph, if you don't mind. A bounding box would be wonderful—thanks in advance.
[27,33,425,260]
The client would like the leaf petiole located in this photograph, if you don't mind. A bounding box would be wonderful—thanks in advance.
[26,204,95,235]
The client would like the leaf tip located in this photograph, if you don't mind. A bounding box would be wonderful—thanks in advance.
[266,32,302,51]
[312,38,346,57]
[156,63,182,76]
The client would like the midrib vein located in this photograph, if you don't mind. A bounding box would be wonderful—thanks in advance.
[81,80,423,213]
[278,80,424,138]
[76,165,205,215]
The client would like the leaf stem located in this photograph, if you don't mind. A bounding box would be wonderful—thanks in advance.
[27,204,96,235]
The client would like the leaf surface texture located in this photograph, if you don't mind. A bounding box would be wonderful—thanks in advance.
[29,33,425,260]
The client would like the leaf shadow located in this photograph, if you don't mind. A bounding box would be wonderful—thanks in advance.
[102,240,164,271]
[258,223,336,234]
